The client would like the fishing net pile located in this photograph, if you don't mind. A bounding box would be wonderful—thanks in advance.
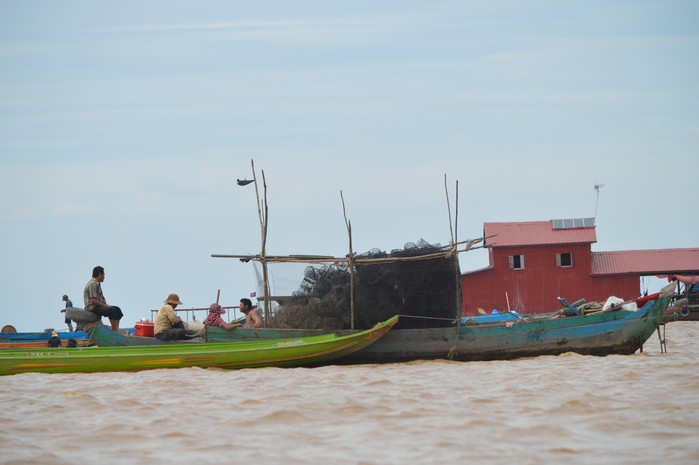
[266,239,460,330]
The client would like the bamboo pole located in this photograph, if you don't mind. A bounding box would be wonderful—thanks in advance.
[211,238,489,265]
[455,179,459,249]
[444,174,454,245]
[444,176,463,326]
[341,191,355,329]
[262,171,271,322]
[212,247,484,264]
[251,159,271,322]
[454,179,463,323]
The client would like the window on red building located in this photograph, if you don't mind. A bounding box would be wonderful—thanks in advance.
[508,255,524,270]
[556,252,573,267]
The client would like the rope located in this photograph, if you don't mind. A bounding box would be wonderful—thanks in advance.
[657,324,667,354]
[396,314,458,323]
[81,322,103,339]
[447,344,458,360]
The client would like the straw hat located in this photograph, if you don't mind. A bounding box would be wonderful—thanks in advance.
[164,293,183,305]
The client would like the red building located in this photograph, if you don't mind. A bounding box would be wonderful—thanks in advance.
[460,218,699,315]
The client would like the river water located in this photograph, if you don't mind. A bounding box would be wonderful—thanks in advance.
[1,322,698,465]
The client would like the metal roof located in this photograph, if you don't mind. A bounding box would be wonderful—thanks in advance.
[484,220,597,248]
[591,249,699,275]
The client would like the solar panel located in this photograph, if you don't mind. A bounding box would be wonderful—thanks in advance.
[552,217,595,230]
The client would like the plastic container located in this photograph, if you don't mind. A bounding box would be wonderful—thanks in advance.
[135,321,154,337]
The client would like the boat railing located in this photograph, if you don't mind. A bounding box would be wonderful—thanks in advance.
[149,306,243,323]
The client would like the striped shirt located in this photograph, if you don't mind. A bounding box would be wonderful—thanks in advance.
[83,278,104,312]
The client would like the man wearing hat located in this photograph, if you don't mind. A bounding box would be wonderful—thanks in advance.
[154,293,187,341]
[47,330,61,347]
[61,294,74,332]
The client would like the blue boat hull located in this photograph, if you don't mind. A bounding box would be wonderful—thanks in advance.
[1,331,89,341]
[367,297,669,362]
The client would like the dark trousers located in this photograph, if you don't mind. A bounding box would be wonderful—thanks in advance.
[92,305,123,320]
[154,322,187,341]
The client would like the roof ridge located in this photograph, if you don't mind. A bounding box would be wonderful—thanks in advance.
[594,248,699,254]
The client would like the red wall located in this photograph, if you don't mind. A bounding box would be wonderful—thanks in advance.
[461,244,640,314]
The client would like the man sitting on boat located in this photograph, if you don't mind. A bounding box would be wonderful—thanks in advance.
[154,294,188,341]
[47,330,61,347]
[84,266,124,332]
[203,304,243,330]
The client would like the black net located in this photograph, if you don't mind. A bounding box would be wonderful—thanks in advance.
[267,239,460,330]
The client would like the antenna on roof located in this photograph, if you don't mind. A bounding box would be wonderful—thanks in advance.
[594,183,605,220]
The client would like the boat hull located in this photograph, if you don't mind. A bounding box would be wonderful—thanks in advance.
[0,317,397,376]
[0,330,89,341]
[211,296,670,362]
[0,340,93,349]
[363,295,669,362]
[0,330,93,349]
[92,297,671,363]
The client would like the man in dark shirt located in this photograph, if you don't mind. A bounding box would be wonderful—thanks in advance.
[61,294,74,332]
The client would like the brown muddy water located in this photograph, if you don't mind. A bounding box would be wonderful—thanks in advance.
[1,322,698,465]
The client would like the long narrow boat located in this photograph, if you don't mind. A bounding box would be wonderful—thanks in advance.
[0,316,397,376]
[0,340,93,349]
[0,327,136,349]
[354,294,672,362]
[91,292,673,363]
[0,330,89,341]
[0,330,94,349]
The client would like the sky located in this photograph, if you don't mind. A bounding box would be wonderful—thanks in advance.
[1,0,697,332]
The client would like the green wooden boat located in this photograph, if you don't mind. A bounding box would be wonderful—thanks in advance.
[0,316,397,376]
